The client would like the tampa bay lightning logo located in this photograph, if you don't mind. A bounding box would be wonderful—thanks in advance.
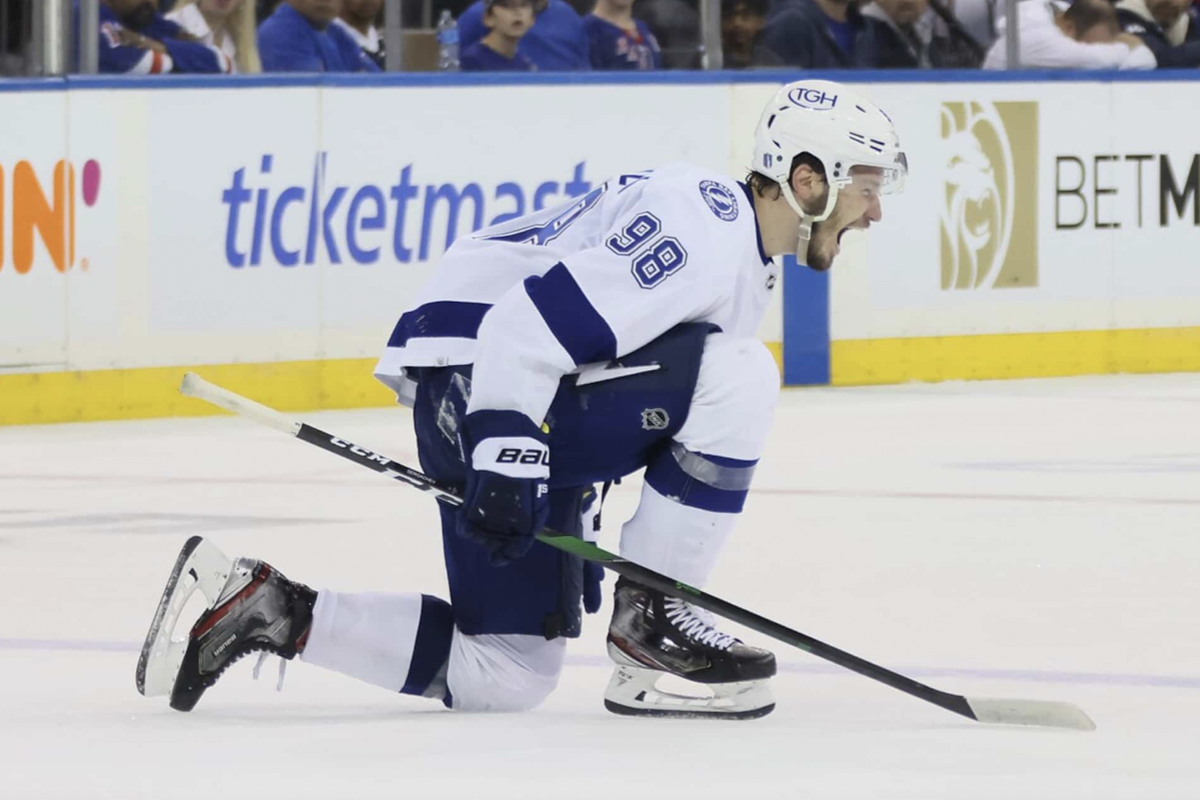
[699,180,738,222]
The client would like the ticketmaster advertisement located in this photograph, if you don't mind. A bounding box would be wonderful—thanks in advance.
[143,83,730,369]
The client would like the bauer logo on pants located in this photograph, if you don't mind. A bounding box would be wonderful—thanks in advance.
[939,102,1038,290]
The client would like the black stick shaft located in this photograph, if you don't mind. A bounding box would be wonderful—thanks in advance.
[293,422,978,723]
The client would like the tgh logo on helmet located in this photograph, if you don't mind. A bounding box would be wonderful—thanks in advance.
[787,87,838,110]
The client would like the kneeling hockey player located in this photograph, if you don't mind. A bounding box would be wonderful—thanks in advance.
[138,79,907,720]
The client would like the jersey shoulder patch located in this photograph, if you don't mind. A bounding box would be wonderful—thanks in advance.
[698,179,739,222]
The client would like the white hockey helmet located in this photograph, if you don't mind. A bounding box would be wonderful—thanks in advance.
[751,80,907,259]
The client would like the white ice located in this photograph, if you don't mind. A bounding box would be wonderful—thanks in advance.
[2,373,1199,799]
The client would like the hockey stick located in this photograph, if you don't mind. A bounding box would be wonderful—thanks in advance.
[179,372,1095,731]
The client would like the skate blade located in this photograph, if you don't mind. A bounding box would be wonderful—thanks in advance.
[135,536,233,697]
[603,664,775,721]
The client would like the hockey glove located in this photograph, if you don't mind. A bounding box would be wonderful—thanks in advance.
[458,409,550,566]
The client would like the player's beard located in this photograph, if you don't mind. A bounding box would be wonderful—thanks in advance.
[804,219,839,272]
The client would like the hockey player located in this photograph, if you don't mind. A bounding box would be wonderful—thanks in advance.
[138,80,907,719]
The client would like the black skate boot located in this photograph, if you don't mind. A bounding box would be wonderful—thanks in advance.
[605,576,776,720]
[135,536,316,712]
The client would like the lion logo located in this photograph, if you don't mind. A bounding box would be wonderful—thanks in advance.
[940,102,1037,290]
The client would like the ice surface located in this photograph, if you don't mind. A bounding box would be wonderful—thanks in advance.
[2,373,1199,799]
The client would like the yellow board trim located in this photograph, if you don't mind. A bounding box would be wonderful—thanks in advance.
[4,329,1192,425]
[0,358,394,426]
[831,327,1200,386]
[765,340,783,376]
[0,343,790,427]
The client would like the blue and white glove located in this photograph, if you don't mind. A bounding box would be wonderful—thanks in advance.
[458,410,550,566]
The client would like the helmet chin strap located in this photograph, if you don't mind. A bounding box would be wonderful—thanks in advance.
[783,181,839,264]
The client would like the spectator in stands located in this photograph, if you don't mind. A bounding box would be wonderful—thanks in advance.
[167,0,262,73]
[954,0,1003,51]
[84,0,233,73]
[861,0,984,66]
[1116,0,1200,66]
[983,0,1156,69]
[722,0,768,68]
[459,0,591,70]
[332,0,384,69]
[752,0,886,67]
[2,0,28,75]
[635,0,701,68]
[461,0,538,70]
[258,0,381,72]
[586,0,663,68]
[861,0,935,65]
[257,1,285,22]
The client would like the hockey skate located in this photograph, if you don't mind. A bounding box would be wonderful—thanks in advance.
[604,577,776,720]
[135,536,316,712]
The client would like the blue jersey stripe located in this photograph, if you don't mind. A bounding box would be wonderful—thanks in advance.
[387,301,492,348]
[645,447,750,514]
[399,595,454,697]
[738,182,771,266]
[524,263,618,367]
[669,442,758,491]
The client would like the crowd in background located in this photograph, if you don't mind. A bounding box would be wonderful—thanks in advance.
[1,0,1199,76]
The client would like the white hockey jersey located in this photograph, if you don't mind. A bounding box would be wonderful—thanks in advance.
[374,163,778,425]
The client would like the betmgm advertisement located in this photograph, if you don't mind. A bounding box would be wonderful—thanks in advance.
[830,82,1200,386]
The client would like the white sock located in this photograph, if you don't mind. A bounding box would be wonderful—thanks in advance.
[619,482,736,588]
[301,590,425,692]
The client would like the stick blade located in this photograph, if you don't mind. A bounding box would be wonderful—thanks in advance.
[966,697,1096,731]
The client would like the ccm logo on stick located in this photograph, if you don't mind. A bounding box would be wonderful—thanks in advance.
[330,437,390,465]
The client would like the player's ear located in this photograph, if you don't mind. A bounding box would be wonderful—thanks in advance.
[789,164,820,203]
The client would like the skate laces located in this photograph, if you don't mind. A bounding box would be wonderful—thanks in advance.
[663,598,737,651]
[252,652,289,692]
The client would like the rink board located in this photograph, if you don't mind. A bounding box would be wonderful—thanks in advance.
[810,78,1200,386]
[1,73,1198,423]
